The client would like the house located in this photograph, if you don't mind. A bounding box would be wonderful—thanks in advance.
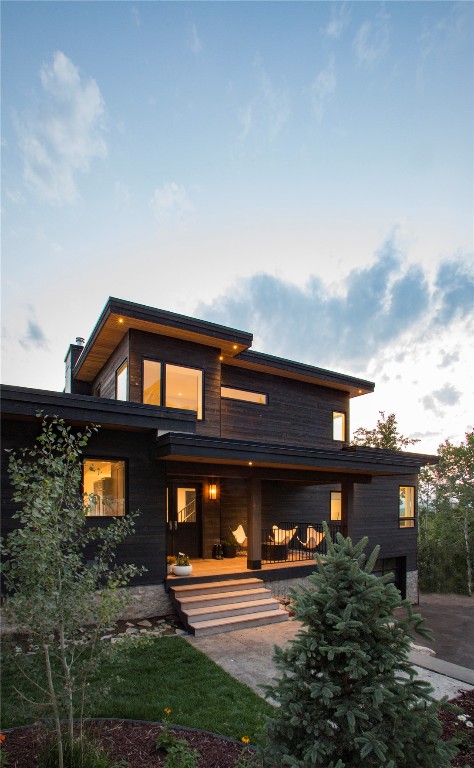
[1,297,436,627]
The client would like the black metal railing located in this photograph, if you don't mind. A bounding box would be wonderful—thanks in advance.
[261,521,341,564]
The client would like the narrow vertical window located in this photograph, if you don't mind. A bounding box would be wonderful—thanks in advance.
[115,361,128,401]
[330,491,342,521]
[143,360,162,405]
[399,486,415,528]
[333,411,346,441]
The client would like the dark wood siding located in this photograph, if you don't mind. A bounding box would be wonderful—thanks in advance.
[128,330,221,437]
[1,417,168,584]
[92,332,130,400]
[221,365,349,449]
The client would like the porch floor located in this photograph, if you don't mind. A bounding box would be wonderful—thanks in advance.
[167,554,317,581]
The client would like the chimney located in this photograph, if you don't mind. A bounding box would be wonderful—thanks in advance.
[64,337,85,393]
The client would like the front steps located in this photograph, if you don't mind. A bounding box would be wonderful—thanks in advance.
[169,577,289,636]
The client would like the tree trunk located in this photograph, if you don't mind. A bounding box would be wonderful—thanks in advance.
[463,513,473,596]
[44,643,64,768]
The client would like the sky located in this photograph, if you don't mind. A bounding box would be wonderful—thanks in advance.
[1,0,473,455]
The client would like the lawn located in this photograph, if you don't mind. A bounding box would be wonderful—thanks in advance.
[0,635,274,745]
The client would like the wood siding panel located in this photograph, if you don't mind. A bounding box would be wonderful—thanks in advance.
[128,330,221,437]
[221,365,349,449]
[92,333,130,400]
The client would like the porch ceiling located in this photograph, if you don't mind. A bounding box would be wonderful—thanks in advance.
[156,433,437,477]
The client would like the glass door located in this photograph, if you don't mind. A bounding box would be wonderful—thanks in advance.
[166,482,201,559]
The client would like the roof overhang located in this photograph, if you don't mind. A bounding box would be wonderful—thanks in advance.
[73,297,253,382]
[156,432,437,476]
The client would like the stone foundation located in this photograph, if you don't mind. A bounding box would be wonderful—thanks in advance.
[117,584,173,621]
[406,570,419,604]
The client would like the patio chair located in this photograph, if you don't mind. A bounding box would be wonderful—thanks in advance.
[296,525,325,550]
[232,524,247,555]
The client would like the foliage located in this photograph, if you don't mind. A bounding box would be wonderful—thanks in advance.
[37,735,118,768]
[262,525,457,767]
[167,555,176,565]
[418,430,474,596]
[351,411,420,450]
[174,552,190,566]
[0,415,144,768]
[162,741,200,768]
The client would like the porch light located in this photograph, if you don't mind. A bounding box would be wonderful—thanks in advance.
[209,483,218,500]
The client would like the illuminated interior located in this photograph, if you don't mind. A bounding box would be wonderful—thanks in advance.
[399,486,415,528]
[332,411,346,441]
[330,491,342,521]
[221,386,267,405]
[166,364,203,419]
[83,459,125,517]
[143,360,162,405]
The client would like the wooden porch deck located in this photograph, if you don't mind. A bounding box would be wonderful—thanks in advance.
[166,554,317,584]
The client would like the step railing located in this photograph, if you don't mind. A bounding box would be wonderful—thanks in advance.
[261,521,341,563]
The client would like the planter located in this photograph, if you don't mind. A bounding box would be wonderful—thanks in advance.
[172,564,192,577]
[222,544,237,558]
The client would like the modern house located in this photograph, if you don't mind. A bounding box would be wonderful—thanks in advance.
[1,297,436,631]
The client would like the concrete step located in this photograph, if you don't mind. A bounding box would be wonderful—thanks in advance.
[170,578,263,598]
[184,597,280,623]
[177,587,272,610]
[189,608,289,637]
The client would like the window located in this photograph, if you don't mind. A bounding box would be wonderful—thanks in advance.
[399,486,415,528]
[221,386,268,405]
[143,360,162,405]
[330,491,342,521]
[166,364,203,420]
[115,361,128,401]
[333,411,346,441]
[83,459,125,517]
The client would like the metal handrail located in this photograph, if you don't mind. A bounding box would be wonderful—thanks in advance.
[178,497,196,523]
[261,521,341,563]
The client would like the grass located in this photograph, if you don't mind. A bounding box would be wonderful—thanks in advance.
[0,635,274,745]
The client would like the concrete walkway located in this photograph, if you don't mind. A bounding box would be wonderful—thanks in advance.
[187,617,474,702]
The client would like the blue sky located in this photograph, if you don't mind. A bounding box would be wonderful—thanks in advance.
[1,1,473,453]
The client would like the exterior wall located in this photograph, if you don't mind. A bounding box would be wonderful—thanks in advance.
[92,332,130,399]
[128,329,221,437]
[1,417,168,584]
[350,474,418,571]
[261,482,339,528]
[221,365,350,449]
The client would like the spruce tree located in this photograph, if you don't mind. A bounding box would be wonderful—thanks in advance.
[263,528,457,768]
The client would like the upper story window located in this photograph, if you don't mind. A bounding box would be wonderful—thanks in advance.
[221,386,268,405]
[143,360,162,405]
[115,361,128,401]
[83,459,125,517]
[165,363,203,420]
[333,411,346,441]
[399,486,415,528]
[330,491,342,521]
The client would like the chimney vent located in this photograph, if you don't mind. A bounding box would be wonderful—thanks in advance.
[76,337,85,346]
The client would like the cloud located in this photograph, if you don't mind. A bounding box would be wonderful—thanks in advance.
[309,58,337,124]
[17,51,107,204]
[238,59,290,146]
[431,383,461,407]
[324,3,351,39]
[438,350,460,368]
[19,310,49,350]
[432,259,474,325]
[189,23,202,54]
[149,182,192,220]
[195,238,473,373]
[353,9,390,66]
[130,6,141,28]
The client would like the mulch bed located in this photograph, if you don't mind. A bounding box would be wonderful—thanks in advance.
[2,689,473,767]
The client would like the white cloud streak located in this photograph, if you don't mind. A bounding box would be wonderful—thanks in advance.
[149,182,192,220]
[353,9,390,66]
[17,51,107,204]
[309,58,337,124]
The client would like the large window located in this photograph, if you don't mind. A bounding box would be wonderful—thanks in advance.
[330,491,342,521]
[221,386,268,405]
[333,411,346,441]
[115,361,128,401]
[143,360,162,405]
[165,364,203,420]
[83,459,125,517]
[399,486,415,528]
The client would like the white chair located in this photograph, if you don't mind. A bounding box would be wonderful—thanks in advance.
[297,526,325,550]
[272,525,297,546]
[232,524,247,555]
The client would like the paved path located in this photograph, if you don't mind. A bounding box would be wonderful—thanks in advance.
[187,607,474,703]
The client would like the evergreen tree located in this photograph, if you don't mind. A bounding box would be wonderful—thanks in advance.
[263,528,457,767]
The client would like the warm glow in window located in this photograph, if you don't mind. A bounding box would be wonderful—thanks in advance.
[83,459,125,517]
[115,361,128,401]
[399,486,415,528]
[333,412,346,441]
[177,487,197,523]
[143,360,162,405]
[166,364,203,419]
[330,491,342,521]
[221,386,268,405]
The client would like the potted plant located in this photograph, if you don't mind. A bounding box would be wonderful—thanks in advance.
[173,552,192,577]
[166,555,176,575]
[221,534,238,558]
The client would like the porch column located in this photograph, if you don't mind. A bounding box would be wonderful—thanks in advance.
[247,477,262,570]
[341,481,354,538]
